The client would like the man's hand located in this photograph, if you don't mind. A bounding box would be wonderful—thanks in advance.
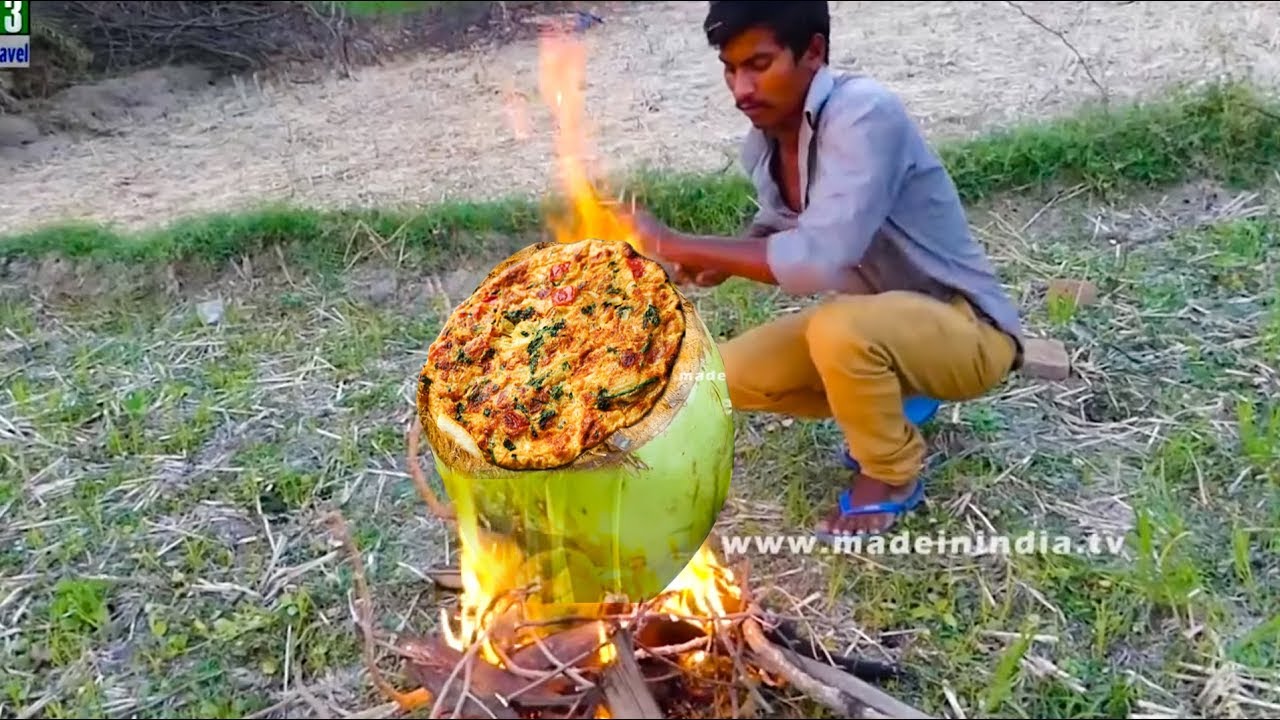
[621,202,777,286]
[624,206,676,262]
[623,208,727,287]
[671,263,728,287]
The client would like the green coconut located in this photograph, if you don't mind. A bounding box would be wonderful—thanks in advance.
[417,240,735,619]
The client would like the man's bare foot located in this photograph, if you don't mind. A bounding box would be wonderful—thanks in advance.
[815,473,921,536]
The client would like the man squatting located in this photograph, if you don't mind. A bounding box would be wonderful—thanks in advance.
[626,1,1024,539]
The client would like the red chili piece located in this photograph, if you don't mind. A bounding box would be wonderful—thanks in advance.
[502,410,529,434]
[553,285,576,305]
[627,257,645,280]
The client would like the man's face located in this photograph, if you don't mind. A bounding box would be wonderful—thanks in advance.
[718,26,824,132]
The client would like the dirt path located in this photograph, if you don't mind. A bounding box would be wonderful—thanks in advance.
[4,1,1277,236]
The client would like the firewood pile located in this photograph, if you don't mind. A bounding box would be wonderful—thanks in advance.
[393,564,936,720]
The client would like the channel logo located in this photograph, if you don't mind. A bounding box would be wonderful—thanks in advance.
[1,0,30,69]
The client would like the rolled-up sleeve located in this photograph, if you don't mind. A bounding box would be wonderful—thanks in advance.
[766,86,911,295]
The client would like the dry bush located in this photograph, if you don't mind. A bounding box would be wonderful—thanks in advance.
[2,1,571,103]
[3,18,93,101]
[38,1,350,79]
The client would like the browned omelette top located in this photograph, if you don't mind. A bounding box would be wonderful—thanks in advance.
[419,240,686,470]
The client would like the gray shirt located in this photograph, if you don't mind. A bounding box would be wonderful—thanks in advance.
[742,66,1024,347]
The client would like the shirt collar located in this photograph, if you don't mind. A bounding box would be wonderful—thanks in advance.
[795,65,835,209]
[803,64,836,129]
[748,65,838,218]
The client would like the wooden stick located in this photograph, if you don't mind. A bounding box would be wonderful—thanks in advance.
[325,511,433,713]
[766,616,902,682]
[505,636,608,702]
[742,618,856,717]
[784,648,935,719]
[427,566,463,591]
[508,621,608,674]
[600,630,663,719]
[743,616,934,720]
[399,635,583,713]
[398,635,547,718]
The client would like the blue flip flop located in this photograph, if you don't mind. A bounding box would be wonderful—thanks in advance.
[814,478,927,543]
[837,396,942,473]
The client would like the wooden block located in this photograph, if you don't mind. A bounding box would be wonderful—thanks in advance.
[1021,338,1071,380]
[601,630,664,719]
[1047,278,1099,307]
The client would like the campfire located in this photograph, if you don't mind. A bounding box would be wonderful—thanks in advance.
[382,507,930,719]
[331,23,933,720]
[359,457,929,719]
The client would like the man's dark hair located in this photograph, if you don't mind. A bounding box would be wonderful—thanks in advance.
[703,1,830,64]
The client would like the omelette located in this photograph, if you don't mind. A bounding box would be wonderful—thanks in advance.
[418,239,687,470]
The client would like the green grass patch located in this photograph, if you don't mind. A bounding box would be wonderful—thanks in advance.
[3,210,1279,717]
[3,81,1278,268]
[713,213,1280,717]
[333,0,446,16]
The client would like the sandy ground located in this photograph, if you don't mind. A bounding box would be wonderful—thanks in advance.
[3,1,1278,235]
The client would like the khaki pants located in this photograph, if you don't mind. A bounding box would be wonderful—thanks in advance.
[719,291,1018,485]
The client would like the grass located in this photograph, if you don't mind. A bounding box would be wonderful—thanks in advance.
[331,0,542,17]
[1,80,1280,718]
[800,210,1280,718]
[2,80,1278,270]
[333,1,448,16]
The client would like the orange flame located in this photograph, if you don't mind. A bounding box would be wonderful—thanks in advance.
[441,538,742,668]
[440,527,526,665]
[651,542,744,624]
[536,29,640,250]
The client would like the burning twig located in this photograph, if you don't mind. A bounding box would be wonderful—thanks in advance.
[506,622,607,675]
[504,644,606,705]
[635,635,709,659]
[399,630,609,717]
[398,543,932,718]
[392,532,928,719]
[399,635,519,719]
[520,626,602,692]
[722,619,774,716]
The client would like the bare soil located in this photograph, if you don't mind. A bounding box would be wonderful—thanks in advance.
[3,1,1279,236]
